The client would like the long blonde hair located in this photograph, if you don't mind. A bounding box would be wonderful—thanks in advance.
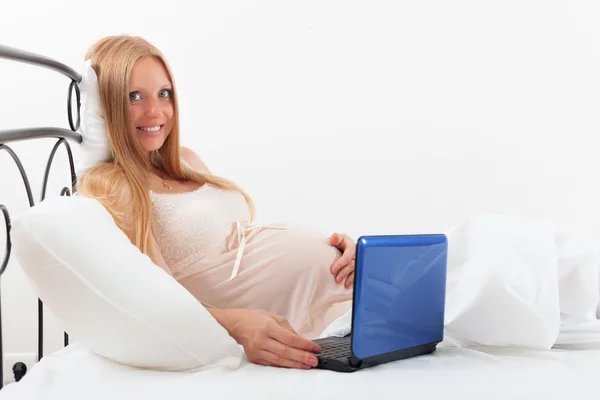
[77,35,255,255]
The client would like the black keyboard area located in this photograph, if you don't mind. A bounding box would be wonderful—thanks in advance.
[317,335,352,359]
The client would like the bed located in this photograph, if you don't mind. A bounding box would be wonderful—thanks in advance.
[1,44,600,400]
[2,342,600,400]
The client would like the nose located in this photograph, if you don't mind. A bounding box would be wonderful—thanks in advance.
[144,98,162,118]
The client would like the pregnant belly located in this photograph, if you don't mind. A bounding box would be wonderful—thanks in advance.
[175,225,353,336]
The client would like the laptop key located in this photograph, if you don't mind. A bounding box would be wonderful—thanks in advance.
[319,336,352,359]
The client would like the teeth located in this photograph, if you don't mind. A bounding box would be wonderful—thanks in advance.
[139,126,161,132]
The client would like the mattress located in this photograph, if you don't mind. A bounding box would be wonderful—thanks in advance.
[2,342,599,400]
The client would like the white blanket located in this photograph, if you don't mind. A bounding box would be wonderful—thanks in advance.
[3,342,600,400]
[321,215,600,349]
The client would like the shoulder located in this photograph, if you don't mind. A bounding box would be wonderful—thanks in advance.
[180,146,211,174]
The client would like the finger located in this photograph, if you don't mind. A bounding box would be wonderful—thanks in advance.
[331,243,355,274]
[329,232,343,247]
[259,350,313,370]
[270,323,322,354]
[271,315,319,353]
[335,261,355,283]
[264,338,319,368]
[329,233,344,272]
[345,271,355,288]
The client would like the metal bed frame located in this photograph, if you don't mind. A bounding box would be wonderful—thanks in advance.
[0,43,83,389]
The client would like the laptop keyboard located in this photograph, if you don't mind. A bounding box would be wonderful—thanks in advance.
[319,336,352,359]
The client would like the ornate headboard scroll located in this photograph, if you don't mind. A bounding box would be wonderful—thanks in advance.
[0,43,84,388]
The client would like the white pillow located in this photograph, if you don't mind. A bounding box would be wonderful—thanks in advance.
[443,214,561,349]
[75,60,112,177]
[554,230,600,321]
[10,194,244,371]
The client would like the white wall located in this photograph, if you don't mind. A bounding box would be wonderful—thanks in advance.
[1,0,599,358]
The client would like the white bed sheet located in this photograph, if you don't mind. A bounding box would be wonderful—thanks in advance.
[2,342,599,400]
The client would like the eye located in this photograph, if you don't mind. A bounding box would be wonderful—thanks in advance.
[129,92,142,101]
[159,89,171,98]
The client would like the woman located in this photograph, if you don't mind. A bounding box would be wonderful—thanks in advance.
[76,35,355,371]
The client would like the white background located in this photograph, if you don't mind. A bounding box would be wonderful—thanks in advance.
[0,0,599,365]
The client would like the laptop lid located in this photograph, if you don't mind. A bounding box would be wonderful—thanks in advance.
[350,234,448,360]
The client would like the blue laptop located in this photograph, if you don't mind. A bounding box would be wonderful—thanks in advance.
[313,234,448,372]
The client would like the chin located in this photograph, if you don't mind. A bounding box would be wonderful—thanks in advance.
[136,126,169,152]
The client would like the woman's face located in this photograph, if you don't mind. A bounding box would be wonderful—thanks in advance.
[128,56,174,153]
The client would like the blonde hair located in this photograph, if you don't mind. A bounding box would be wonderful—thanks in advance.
[77,35,254,255]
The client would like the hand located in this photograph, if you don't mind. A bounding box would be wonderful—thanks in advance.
[210,308,322,370]
[329,232,356,288]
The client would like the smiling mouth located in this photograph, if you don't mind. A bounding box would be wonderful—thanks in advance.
[136,125,164,137]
